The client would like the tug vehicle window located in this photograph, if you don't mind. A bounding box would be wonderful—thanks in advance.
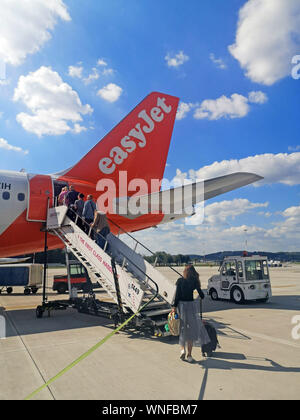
[263,260,269,278]
[225,261,236,276]
[237,261,244,278]
[245,260,269,281]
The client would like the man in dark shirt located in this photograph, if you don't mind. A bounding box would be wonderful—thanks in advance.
[65,185,79,207]
[74,193,85,228]
[74,193,85,217]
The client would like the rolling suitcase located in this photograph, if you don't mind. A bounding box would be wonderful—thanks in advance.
[200,299,220,357]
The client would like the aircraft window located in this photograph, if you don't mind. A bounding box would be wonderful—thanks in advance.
[2,192,10,200]
[18,193,25,202]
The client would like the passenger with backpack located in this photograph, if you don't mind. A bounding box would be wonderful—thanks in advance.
[82,195,97,234]
[91,211,110,250]
[74,193,85,228]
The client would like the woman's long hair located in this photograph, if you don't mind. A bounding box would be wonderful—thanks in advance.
[183,264,201,287]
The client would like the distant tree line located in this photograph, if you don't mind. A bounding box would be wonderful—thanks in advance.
[19,249,300,266]
[20,249,67,265]
[144,252,190,266]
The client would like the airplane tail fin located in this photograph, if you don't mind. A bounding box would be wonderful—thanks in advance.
[59,92,179,194]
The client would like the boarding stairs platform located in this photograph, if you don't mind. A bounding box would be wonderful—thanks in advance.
[46,206,180,335]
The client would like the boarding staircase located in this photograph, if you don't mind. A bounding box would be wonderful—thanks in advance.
[46,206,180,335]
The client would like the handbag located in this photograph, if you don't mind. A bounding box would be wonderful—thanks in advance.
[168,311,180,336]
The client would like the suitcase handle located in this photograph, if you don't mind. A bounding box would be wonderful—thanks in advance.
[200,297,203,320]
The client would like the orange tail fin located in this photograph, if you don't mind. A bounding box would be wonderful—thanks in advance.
[59,92,179,193]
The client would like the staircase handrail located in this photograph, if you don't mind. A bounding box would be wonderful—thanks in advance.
[106,216,182,278]
[50,206,160,307]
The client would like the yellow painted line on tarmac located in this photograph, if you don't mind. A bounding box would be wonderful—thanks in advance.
[4,305,37,311]
[24,296,157,400]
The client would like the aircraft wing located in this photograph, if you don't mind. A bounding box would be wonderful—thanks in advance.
[0,257,31,264]
[114,172,263,221]
[203,172,263,200]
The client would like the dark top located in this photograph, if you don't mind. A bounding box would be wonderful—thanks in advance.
[173,276,205,308]
[82,200,96,220]
[74,199,84,216]
[66,190,79,206]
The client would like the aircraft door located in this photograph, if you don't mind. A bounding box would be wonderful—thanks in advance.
[27,175,53,222]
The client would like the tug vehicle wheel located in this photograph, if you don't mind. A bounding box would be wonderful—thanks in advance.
[231,287,245,304]
[36,306,44,318]
[209,288,219,301]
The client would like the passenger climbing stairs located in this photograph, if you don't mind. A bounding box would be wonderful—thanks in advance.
[46,206,180,336]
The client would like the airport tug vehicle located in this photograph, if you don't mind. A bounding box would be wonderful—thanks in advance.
[207,255,272,304]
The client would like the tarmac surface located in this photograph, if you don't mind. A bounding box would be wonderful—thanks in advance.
[0,264,300,400]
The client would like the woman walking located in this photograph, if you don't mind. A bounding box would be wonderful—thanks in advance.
[172,264,210,363]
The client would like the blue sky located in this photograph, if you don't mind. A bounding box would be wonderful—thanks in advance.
[0,0,300,253]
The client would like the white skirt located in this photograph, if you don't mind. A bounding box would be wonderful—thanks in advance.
[177,299,211,347]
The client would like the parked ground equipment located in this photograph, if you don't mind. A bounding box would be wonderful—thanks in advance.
[207,255,272,303]
[0,263,43,295]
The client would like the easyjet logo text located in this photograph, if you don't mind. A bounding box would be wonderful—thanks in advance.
[98,97,172,175]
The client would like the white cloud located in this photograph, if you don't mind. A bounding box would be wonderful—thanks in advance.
[176,102,196,120]
[97,83,123,103]
[0,138,28,154]
[0,79,10,86]
[68,65,83,78]
[175,152,300,186]
[132,202,300,254]
[0,0,70,66]
[248,91,268,104]
[177,92,268,121]
[229,0,300,85]
[194,93,250,120]
[83,67,100,85]
[288,145,300,152]
[178,91,268,121]
[68,59,115,84]
[266,204,300,240]
[186,199,269,226]
[209,53,227,69]
[13,66,93,137]
[97,58,108,67]
[72,123,87,134]
[102,68,115,76]
[165,51,189,68]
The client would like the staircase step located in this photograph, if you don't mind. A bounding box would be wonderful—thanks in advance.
[142,301,169,309]
[154,319,169,327]
[51,215,176,320]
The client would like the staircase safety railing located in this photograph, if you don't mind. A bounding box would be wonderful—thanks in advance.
[105,215,182,277]
[49,206,160,312]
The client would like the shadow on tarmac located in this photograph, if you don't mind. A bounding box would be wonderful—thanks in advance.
[203,294,300,313]
[197,353,300,400]
[1,293,299,340]
[0,307,113,338]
